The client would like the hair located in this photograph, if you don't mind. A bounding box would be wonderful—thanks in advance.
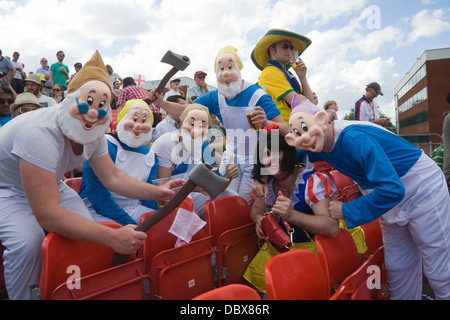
[252,130,301,184]
[56,50,64,56]
[0,86,14,97]
[167,95,186,103]
[323,100,336,110]
[179,103,212,126]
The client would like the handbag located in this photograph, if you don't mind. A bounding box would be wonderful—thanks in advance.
[259,210,294,253]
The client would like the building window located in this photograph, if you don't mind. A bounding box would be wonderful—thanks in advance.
[397,64,427,100]
[399,110,429,129]
[398,87,428,115]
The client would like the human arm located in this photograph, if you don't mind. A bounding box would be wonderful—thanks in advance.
[88,154,184,203]
[148,89,186,119]
[249,197,268,239]
[19,159,146,254]
[49,70,55,88]
[272,192,339,238]
[81,161,137,226]
[291,58,315,104]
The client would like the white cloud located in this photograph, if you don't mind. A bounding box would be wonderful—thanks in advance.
[406,9,450,44]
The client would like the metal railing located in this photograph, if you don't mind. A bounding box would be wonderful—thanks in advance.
[399,133,443,155]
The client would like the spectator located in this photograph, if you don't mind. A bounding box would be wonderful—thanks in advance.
[24,73,56,107]
[150,103,238,218]
[10,52,26,94]
[150,46,288,205]
[117,76,162,127]
[244,126,339,292]
[251,28,316,124]
[52,84,65,103]
[206,113,226,163]
[9,92,44,118]
[354,82,389,125]
[0,50,183,300]
[323,100,338,124]
[152,95,185,143]
[187,71,209,99]
[36,57,52,96]
[106,64,122,89]
[50,50,69,89]
[164,77,184,100]
[0,86,14,127]
[80,99,158,226]
[312,92,318,105]
[70,62,82,80]
[287,96,450,300]
[0,49,16,89]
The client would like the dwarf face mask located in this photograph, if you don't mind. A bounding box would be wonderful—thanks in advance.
[216,53,242,99]
[285,96,329,152]
[57,80,112,145]
[116,100,153,148]
[180,109,209,154]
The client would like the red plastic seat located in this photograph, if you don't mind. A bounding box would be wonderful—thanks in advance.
[215,223,259,286]
[361,218,383,256]
[313,161,334,172]
[204,196,252,244]
[38,221,135,300]
[150,236,216,300]
[331,246,389,300]
[137,198,206,273]
[328,170,362,202]
[50,258,150,300]
[64,177,82,193]
[265,249,329,300]
[192,284,261,300]
[315,228,361,294]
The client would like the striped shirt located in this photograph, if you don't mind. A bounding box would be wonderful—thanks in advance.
[354,95,379,121]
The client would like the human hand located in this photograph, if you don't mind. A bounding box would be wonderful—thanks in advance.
[252,182,269,198]
[293,58,308,78]
[255,215,266,239]
[329,199,344,220]
[272,191,292,220]
[223,155,238,180]
[251,106,268,126]
[111,225,147,254]
[159,179,185,201]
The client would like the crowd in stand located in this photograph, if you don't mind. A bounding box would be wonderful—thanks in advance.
[1,27,450,301]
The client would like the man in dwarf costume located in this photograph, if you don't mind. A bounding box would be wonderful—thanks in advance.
[251,28,316,124]
[0,51,182,300]
[286,96,450,300]
[150,46,287,205]
[80,99,159,226]
[151,103,239,218]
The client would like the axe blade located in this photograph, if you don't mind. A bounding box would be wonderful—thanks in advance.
[188,163,231,200]
[160,50,190,71]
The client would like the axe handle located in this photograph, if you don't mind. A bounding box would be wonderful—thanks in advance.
[146,67,179,104]
[110,179,197,267]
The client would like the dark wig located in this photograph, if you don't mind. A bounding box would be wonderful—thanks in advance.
[252,130,301,184]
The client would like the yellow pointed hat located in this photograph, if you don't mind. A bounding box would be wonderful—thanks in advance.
[214,45,244,71]
[67,50,112,94]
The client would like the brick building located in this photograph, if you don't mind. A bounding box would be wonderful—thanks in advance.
[394,47,450,153]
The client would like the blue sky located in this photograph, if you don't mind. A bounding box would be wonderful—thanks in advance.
[1,0,449,121]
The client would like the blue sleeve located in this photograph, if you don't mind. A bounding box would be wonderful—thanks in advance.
[341,134,405,228]
[258,93,281,120]
[195,92,222,122]
[80,143,137,226]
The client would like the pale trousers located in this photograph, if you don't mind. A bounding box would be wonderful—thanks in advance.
[380,154,450,300]
[0,182,93,300]
[219,162,255,206]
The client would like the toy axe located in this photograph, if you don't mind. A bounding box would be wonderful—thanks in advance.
[147,50,190,103]
[111,163,230,267]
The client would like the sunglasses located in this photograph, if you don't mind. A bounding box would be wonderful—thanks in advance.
[19,106,38,114]
[0,98,14,105]
[76,98,109,119]
[54,88,62,92]
[196,76,205,79]
[279,43,295,50]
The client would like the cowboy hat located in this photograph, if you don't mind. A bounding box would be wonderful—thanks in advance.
[251,28,312,71]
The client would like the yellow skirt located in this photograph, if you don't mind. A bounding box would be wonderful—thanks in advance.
[339,220,368,255]
[243,241,318,293]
